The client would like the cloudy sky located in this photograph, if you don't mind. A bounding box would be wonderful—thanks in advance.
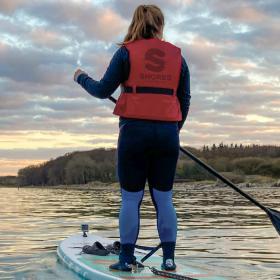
[0,0,279,176]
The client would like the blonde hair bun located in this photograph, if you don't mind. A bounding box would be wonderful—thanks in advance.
[121,5,164,45]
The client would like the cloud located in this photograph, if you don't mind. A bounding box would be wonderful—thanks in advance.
[209,1,268,23]
[29,29,69,49]
[0,158,46,176]
[110,0,193,19]
[0,42,75,84]
[0,0,279,175]
[180,36,220,72]
[22,1,127,42]
[0,0,28,13]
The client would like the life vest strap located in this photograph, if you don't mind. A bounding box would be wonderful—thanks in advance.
[123,86,174,95]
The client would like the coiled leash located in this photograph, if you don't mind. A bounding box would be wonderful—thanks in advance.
[145,265,198,280]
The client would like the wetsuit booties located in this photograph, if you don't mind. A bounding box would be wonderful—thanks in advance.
[161,242,177,271]
[109,244,135,271]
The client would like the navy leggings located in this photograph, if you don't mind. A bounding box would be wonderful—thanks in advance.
[117,119,179,245]
[117,119,179,192]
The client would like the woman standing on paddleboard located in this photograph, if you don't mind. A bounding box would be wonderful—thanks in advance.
[74,4,191,272]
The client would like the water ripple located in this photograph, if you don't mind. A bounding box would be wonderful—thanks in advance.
[0,186,279,280]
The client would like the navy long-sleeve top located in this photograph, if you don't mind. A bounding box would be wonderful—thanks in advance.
[77,45,191,130]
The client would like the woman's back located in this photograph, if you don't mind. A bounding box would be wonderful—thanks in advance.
[74,4,191,273]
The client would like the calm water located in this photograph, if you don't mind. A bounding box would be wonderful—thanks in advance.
[0,185,279,280]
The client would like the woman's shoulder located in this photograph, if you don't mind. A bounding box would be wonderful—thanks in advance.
[180,56,189,73]
[108,45,129,67]
[114,45,129,57]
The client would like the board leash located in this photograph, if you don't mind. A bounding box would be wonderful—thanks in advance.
[137,243,199,279]
[135,243,162,263]
[144,265,198,280]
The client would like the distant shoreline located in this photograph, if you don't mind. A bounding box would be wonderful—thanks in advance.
[1,178,279,190]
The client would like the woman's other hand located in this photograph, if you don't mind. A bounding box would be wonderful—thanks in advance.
[74,69,87,82]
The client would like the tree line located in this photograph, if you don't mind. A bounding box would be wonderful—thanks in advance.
[18,148,116,186]
[0,176,17,186]
[16,144,280,186]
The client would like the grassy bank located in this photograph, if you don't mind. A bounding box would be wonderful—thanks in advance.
[1,175,279,190]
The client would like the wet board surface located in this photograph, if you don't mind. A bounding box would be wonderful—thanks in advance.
[57,233,227,280]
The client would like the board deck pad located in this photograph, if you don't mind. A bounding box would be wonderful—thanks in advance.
[57,233,227,280]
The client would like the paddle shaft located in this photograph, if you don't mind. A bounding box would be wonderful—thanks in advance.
[109,96,270,212]
[179,147,268,212]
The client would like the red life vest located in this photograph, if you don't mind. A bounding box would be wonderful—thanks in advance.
[113,38,182,121]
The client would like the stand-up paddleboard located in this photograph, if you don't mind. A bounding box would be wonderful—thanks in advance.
[57,225,226,280]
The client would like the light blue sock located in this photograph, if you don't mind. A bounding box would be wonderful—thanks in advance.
[119,189,144,244]
[150,188,177,243]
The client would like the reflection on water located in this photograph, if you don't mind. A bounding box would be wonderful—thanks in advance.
[0,185,279,280]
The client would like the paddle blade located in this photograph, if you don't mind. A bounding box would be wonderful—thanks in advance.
[267,208,280,236]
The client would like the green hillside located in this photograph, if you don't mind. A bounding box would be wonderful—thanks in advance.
[14,144,280,186]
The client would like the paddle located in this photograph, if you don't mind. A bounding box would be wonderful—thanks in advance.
[108,96,280,236]
[179,147,280,236]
